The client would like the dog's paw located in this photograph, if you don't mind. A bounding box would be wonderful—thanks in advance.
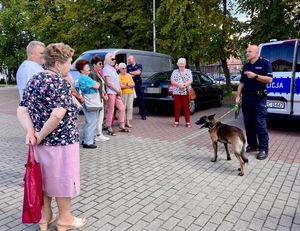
[227,157,231,160]
[238,168,241,171]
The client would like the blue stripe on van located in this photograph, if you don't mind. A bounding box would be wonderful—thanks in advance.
[296,77,300,94]
[267,77,291,94]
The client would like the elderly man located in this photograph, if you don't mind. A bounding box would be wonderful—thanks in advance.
[127,55,147,120]
[235,45,273,160]
[17,41,45,100]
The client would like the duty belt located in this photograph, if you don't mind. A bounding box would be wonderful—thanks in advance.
[244,90,268,99]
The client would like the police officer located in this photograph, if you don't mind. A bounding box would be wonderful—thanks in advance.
[236,45,273,160]
[127,55,147,120]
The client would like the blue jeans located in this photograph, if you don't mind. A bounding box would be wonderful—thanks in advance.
[82,108,99,145]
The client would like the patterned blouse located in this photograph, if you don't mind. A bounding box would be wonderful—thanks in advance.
[171,69,193,95]
[19,72,79,146]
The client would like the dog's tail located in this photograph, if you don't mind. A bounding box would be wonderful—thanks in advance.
[241,136,248,164]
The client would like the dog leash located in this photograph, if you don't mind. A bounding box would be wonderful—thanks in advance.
[217,102,241,120]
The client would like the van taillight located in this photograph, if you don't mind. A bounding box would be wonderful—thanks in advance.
[168,84,173,94]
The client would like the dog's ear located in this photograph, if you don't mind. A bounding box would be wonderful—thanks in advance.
[208,114,215,120]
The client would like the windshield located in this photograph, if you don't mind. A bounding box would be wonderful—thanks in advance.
[72,52,106,70]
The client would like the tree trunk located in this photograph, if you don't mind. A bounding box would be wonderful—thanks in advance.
[221,57,232,94]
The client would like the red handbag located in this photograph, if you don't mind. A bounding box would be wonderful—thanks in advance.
[22,143,43,223]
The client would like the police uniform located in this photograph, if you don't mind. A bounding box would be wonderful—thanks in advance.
[127,63,146,118]
[240,57,273,153]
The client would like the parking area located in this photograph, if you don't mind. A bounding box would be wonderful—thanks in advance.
[0,87,299,231]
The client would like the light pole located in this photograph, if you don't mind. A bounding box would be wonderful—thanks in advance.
[153,0,156,52]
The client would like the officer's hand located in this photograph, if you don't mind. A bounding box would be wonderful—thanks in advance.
[245,71,255,79]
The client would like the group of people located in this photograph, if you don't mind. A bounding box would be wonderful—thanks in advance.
[16,40,272,231]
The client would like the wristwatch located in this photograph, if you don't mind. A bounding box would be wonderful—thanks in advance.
[254,74,258,79]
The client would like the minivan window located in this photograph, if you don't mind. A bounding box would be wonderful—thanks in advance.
[72,52,106,69]
[260,42,295,72]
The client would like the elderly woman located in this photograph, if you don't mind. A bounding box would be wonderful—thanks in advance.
[171,58,193,128]
[76,59,100,148]
[103,53,128,135]
[17,43,87,231]
[88,56,109,142]
[118,62,135,127]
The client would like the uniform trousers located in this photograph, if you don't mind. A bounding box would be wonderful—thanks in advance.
[242,95,269,152]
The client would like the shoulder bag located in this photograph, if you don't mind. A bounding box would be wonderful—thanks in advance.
[179,71,196,101]
[22,143,43,223]
[82,92,103,111]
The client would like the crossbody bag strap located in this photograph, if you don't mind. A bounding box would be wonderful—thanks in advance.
[179,70,186,83]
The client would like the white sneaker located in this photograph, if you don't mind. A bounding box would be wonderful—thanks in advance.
[95,134,110,141]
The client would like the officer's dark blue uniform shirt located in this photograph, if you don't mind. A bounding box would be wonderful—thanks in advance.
[127,63,143,82]
[240,57,273,92]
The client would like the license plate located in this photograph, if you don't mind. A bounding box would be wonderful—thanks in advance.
[267,101,285,109]
[145,88,161,94]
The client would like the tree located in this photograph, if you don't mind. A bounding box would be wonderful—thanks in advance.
[236,0,300,44]
[0,0,34,79]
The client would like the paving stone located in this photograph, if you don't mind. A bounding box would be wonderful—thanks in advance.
[1,88,300,231]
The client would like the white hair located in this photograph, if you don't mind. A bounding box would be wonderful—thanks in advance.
[119,62,126,69]
[26,41,45,54]
[177,58,186,66]
[105,52,115,65]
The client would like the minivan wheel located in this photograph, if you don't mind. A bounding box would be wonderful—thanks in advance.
[189,100,196,115]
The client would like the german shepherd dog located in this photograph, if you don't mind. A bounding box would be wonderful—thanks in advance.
[195,114,248,176]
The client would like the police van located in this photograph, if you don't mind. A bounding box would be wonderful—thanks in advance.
[259,39,300,119]
[70,48,172,82]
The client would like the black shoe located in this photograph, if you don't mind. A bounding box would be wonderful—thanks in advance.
[142,116,146,120]
[82,143,97,149]
[246,145,258,152]
[256,151,268,160]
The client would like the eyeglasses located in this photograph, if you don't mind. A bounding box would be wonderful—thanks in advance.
[111,58,116,61]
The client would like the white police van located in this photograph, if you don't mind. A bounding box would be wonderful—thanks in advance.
[259,39,300,119]
[70,49,172,82]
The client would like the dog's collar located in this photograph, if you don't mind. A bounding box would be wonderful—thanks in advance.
[208,121,218,132]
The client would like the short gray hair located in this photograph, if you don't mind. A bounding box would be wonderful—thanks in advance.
[177,58,186,66]
[119,62,126,69]
[26,41,45,54]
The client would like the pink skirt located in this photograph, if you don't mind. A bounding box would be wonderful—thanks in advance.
[34,142,80,197]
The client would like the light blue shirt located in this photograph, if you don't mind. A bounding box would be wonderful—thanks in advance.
[103,65,120,95]
[16,60,44,99]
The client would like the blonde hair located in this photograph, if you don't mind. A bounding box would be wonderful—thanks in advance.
[105,52,115,66]
[43,43,74,68]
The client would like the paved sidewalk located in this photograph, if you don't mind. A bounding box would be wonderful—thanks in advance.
[0,87,299,231]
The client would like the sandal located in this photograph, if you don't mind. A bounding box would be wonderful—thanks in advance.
[39,214,57,231]
[173,122,179,127]
[125,123,133,128]
[186,122,191,128]
[119,127,130,132]
[107,130,117,136]
[56,217,87,231]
